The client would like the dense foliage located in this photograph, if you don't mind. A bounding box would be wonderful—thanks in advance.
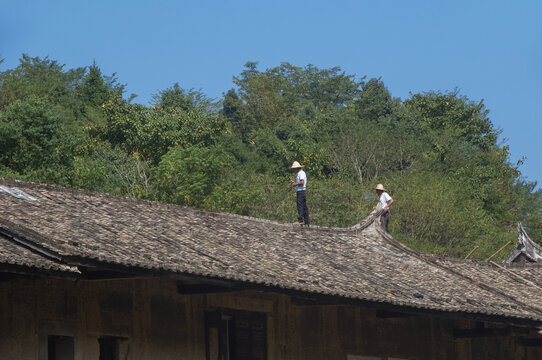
[1,55,541,260]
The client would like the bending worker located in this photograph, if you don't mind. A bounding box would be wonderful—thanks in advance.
[290,161,310,226]
[374,184,393,232]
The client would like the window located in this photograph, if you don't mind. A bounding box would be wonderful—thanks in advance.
[205,309,266,360]
[99,337,119,360]
[47,335,74,360]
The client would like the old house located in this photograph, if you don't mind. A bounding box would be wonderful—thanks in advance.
[2,177,542,359]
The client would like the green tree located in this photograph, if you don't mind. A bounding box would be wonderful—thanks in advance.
[0,54,85,110]
[221,88,246,133]
[0,97,80,184]
[229,62,363,134]
[388,171,509,259]
[355,78,394,121]
[95,95,227,164]
[151,83,219,116]
[404,90,497,151]
[152,145,233,207]
[76,62,121,107]
[72,144,150,198]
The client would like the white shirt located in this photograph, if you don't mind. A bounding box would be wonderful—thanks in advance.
[379,192,392,210]
[295,170,307,191]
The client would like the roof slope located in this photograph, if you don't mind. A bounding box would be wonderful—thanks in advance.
[0,234,78,274]
[2,178,542,325]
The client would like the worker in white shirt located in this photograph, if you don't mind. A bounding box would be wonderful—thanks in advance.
[290,161,310,226]
[374,184,394,232]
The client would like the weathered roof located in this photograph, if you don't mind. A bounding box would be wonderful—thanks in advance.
[0,233,78,275]
[504,224,542,264]
[2,177,542,325]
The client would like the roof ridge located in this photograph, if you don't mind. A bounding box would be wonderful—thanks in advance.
[0,177,376,233]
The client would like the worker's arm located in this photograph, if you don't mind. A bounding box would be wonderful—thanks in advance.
[384,198,394,211]
[290,179,305,187]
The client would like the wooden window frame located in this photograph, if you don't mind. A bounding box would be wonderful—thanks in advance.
[205,308,267,360]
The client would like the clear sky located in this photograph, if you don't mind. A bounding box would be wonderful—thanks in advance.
[1,0,541,187]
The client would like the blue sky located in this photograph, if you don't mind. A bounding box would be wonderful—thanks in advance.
[1,1,541,187]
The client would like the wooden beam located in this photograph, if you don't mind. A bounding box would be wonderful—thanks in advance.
[518,337,542,347]
[453,327,511,339]
[485,241,512,262]
[290,297,345,307]
[454,326,532,339]
[177,283,241,295]
[79,270,142,281]
[376,309,413,318]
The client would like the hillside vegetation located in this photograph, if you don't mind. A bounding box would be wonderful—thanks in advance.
[1,55,541,260]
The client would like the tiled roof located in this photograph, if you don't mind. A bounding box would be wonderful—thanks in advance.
[0,234,78,274]
[2,177,542,325]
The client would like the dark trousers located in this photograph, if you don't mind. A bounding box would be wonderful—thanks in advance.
[296,190,310,225]
[381,211,389,232]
